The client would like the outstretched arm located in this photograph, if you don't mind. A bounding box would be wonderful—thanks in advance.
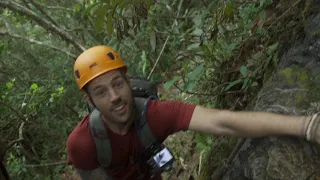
[188,106,319,142]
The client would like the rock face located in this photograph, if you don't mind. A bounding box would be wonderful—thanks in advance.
[221,5,320,180]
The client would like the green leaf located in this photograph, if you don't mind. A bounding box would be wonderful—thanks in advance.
[252,51,264,60]
[177,0,184,12]
[145,0,153,9]
[83,2,102,17]
[206,0,218,11]
[188,63,204,80]
[150,31,156,52]
[264,56,272,67]
[118,0,132,8]
[111,0,121,9]
[107,11,114,39]
[31,83,38,90]
[259,10,266,21]
[224,2,233,18]
[94,5,109,32]
[193,15,202,27]
[273,52,279,66]
[206,137,213,145]
[187,43,200,50]
[227,42,238,51]
[100,0,113,5]
[267,42,279,56]
[225,79,243,91]
[164,76,181,89]
[58,87,64,93]
[192,28,203,36]
[196,142,207,151]
[242,77,250,89]
[260,0,267,7]
[240,65,248,76]
[73,4,81,12]
[259,0,272,7]
[183,81,196,91]
[166,4,173,12]
[6,82,13,89]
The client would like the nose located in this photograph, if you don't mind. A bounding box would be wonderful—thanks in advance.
[109,88,121,103]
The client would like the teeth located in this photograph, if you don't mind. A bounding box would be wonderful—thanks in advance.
[114,104,125,111]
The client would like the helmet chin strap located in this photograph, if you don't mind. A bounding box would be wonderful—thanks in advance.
[86,94,96,113]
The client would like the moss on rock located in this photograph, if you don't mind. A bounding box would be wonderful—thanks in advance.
[279,67,311,88]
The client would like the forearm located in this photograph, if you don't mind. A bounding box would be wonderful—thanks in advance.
[189,106,319,142]
[217,110,309,138]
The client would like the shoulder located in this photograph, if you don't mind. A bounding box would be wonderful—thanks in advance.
[146,99,196,113]
[67,114,91,149]
[66,114,99,170]
[145,99,196,140]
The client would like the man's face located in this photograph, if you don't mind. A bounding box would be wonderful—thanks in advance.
[86,70,133,125]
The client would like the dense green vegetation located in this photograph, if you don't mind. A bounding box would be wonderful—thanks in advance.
[0,0,311,179]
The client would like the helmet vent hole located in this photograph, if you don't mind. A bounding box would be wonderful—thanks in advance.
[74,70,80,78]
[89,62,97,68]
[107,52,115,60]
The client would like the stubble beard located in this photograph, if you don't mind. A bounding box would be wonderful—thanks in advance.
[104,98,135,129]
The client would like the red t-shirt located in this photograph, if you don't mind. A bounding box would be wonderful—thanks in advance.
[66,99,196,180]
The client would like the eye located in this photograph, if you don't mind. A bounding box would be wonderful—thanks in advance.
[97,91,105,96]
[99,90,105,94]
[94,89,106,97]
[114,80,124,89]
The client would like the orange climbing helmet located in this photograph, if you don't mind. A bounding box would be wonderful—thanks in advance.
[73,45,127,90]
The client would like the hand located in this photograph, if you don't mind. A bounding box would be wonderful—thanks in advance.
[305,113,320,144]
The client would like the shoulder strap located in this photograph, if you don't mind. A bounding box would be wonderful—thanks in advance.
[88,96,158,175]
[134,96,158,148]
[89,109,112,168]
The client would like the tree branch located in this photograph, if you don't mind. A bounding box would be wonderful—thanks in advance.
[172,82,243,97]
[24,161,65,168]
[147,0,185,80]
[41,6,72,11]
[4,122,25,154]
[0,0,86,52]
[21,0,32,9]
[147,30,172,80]
[0,31,77,59]
[2,15,14,33]
[0,101,28,123]
[28,0,59,27]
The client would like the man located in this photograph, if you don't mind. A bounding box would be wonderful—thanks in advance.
[66,45,320,180]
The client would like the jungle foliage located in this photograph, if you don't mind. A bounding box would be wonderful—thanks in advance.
[0,0,311,179]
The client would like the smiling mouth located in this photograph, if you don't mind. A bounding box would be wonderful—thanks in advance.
[114,104,126,111]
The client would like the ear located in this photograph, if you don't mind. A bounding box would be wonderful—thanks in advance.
[84,94,94,107]
[127,76,132,86]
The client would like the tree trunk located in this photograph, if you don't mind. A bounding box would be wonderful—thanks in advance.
[0,161,10,180]
[0,144,10,180]
[220,4,320,180]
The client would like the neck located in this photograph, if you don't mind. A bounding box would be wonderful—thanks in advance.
[101,112,135,135]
